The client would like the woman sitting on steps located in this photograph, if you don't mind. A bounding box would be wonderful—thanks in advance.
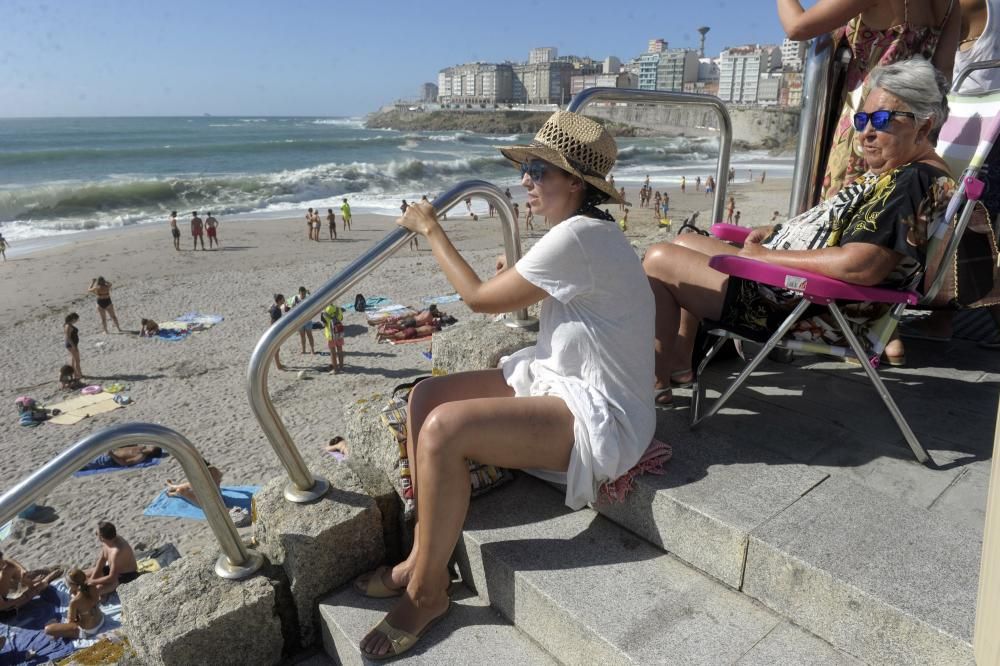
[353,111,658,660]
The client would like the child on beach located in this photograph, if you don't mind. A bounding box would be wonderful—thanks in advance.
[321,305,345,373]
[60,365,82,389]
[290,287,317,354]
[64,312,82,380]
[140,318,160,337]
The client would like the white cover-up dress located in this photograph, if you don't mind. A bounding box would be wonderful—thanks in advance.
[500,214,656,509]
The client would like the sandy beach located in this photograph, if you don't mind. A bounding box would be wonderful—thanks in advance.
[0,177,791,569]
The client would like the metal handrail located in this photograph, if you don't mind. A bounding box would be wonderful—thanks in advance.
[248,180,532,504]
[0,423,265,580]
[788,33,839,216]
[566,87,733,225]
[952,59,1000,93]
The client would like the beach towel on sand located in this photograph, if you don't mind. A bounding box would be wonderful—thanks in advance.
[155,328,190,342]
[421,293,462,305]
[143,485,260,521]
[341,295,388,312]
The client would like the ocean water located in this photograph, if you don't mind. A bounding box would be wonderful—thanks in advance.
[0,116,793,242]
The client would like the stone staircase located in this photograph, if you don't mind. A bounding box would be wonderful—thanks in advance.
[317,340,992,665]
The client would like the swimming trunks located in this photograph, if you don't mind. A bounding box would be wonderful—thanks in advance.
[206,227,217,238]
[171,227,180,238]
[97,297,112,309]
[81,453,118,470]
[117,571,140,585]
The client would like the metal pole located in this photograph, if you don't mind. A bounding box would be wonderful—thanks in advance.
[0,423,264,580]
[566,87,733,225]
[789,34,837,216]
[247,180,534,504]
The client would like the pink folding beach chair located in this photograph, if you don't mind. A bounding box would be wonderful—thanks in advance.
[690,61,1000,466]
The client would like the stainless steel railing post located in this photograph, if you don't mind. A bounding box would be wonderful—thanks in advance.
[789,34,838,216]
[0,423,264,580]
[566,87,733,225]
[248,180,534,504]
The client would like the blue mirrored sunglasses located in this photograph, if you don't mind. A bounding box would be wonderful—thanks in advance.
[853,109,917,132]
[519,161,549,182]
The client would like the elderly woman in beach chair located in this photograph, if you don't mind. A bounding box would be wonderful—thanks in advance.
[642,57,955,407]
[352,111,657,660]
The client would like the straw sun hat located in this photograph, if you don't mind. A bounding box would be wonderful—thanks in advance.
[498,111,623,204]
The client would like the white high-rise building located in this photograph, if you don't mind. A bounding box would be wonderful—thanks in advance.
[718,45,782,104]
[781,38,807,71]
[529,47,557,64]
[648,38,667,53]
[603,56,621,74]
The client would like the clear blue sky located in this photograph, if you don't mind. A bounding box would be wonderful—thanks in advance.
[0,0,788,118]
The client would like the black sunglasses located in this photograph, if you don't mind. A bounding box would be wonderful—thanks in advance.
[519,161,549,183]
[853,109,917,132]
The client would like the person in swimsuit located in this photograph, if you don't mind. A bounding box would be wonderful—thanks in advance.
[64,312,82,380]
[81,446,164,471]
[327,208,337,240]
[166,459,223,507]
[88,277,122,334]
[0,233,9,261]
[205,212,220,249]
[341,199,352,231]
[169,211,180,251]
[290,286,317,354]
[44,569,105,640]
[0,550,60,616]
[311,210,321,241]
[85,522,139,597]
[189,212,204,250]
[321,305,345,373]
[269,294,287,371]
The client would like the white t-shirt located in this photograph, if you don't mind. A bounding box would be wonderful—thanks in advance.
[500,214,656,510]
[954,1,1000,93]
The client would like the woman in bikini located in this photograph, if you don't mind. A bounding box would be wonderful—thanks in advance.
[88,277,122,334]
[44,568,104,640]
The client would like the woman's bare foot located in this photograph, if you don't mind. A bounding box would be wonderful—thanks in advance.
[360,583,450,659]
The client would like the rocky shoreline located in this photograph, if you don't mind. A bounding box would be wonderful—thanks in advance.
[365,108,641,137]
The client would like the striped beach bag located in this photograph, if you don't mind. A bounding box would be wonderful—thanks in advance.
[379,377,512,517]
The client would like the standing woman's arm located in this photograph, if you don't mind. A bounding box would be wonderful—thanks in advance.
[777,0,878,40]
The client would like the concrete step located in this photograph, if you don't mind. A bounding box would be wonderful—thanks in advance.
[455,475,858,666]
[318,581,556,665]
[589,414,979,665]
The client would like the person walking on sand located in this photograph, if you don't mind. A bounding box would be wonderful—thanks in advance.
[191,212,205,250]
[88,277,122,333]
[341,198,353,231]
[401,199,409,215]
[327,208,337,240]
[726,195,736,223]
[525,202,534,231]
[269,294,287,371]
[290,286,317,354]
[168,211,180,251]
[306,208,315,240]
[85,522,138,597]
[680,176,686,194]
[205,212,220,249]
[0,233,8,260]
[734,210,741,225]
[618,186,626,211]
[760,170,766,184]
[513,202,520,226]
[64,312,82,379]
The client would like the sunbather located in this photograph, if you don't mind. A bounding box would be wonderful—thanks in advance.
[0,550,61,616]
[44,569,104,640]
[376,323,439,341]
[81,446,164,471]
[85,521,138,597]
[354,110,654,660]
[642,58,954,405]
[165,460,223,507]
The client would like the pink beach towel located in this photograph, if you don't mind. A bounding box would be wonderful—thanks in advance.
[597,438,673,504]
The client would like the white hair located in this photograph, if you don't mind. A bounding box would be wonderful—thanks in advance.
[869,56,950,131]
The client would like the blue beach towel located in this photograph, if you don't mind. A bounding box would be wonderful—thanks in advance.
[143,485,260,520]
[341,295,389,312]
[421,293,462,305]
[155,329,190,342]
[73,456,161,477]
